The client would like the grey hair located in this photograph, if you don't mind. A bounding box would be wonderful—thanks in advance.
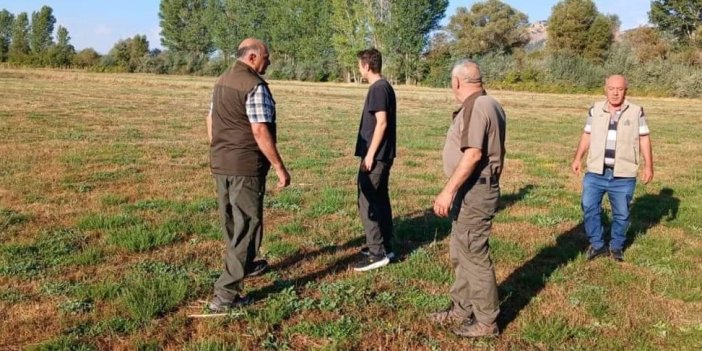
[451,59,483,84]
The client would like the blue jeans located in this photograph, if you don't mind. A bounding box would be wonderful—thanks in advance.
[581,168,636,251]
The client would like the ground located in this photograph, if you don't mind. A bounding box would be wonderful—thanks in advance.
[1,68,701,350]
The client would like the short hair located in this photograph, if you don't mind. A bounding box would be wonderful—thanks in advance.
[452,59,483,84]
[236,45,260,59]
[357,48,382,74]
[605,74,629,88]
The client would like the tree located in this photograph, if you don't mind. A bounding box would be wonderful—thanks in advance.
[73,48,100,68]
[103,35,150,72]
[48,25,75,67]
[266,0,336,80]
[622,27,670,63]
[331,0,371,82]
[384,0,449,84]
[547,0,618,63]
[29,5,56,63]
[649,0,702,44]
[8,12,30,64]
[447,0,529,57]
[0,9,14,62]
[159,0,212,55]
[206,0,265,65]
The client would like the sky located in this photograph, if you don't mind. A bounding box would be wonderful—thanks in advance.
[0,0,652,54]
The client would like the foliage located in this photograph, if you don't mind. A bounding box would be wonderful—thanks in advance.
[0,9,13,62]
[8,12,29,64]
[547,0,618,63]
[447,0,529,57]
[159,0,213,55]
[649,0,702,44]
[621,27,671,63]
[47,25,75,67]
[72,48,101,68]
[101,35,150,72]
[205,0,265,66]
[29,5,55,64]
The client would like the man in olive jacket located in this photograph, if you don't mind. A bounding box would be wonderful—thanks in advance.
[206,38,291,312]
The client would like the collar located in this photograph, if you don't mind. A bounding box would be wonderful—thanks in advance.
[602,99,630,113]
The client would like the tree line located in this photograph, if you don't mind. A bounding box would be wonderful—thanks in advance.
[2,0,702,97]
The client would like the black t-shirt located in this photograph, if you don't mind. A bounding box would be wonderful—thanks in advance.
[354,79,397,160]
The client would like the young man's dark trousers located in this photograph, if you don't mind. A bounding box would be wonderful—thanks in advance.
[213,174,265,301]
[358,160,393,257]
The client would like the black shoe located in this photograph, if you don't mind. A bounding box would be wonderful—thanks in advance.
[610,249,624,262]
[353,254,390,272]
[586,246,609,260]
[207,294,252,313]
[245,260,268,277]
[360,247,396,260]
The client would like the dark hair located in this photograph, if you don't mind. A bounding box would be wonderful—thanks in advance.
[357,48,382,73]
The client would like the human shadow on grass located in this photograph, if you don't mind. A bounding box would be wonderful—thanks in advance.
[496,187,680,331]
[625,187,679,250]
[249,185,534,301]
[392,184,535,261]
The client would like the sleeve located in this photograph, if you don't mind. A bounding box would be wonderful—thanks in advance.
[583,106,594,133]
[638,107,650,136]
[460,106,488,151]
[245,84,276,123]
[367,83,390,113]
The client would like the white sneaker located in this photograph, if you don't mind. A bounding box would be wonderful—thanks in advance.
[353,255,390,272]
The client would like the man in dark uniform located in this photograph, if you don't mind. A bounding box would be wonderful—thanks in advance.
[206,38,291,311]
[429,60,506,338]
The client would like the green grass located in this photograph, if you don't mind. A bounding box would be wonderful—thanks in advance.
[117,261,190,324]
[1,69,701,349]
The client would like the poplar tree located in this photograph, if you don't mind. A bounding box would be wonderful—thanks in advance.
[159,0,212,55]
[0,9,14,62]
[29,5,56,63]
[8,12,29,64]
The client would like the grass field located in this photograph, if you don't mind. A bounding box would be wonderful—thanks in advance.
[1,67,701,350]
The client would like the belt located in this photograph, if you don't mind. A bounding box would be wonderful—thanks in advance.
[476,174,499,185]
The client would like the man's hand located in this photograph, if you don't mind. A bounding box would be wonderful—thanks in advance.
[275,166,291,188]
[641,167,653,185]
[360,155,375,172]
[433,190,454,218]
[571,159,581,174]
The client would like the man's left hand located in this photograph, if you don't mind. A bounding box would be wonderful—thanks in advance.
[641,167,654,184]
[433,191,454,218]
[361,155,375,172]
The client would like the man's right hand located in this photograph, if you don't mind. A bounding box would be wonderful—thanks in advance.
[571,160,581,174]
[275,166,291,188]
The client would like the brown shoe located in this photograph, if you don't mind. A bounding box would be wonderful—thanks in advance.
[453,321,499,338]
[427,307,473,325]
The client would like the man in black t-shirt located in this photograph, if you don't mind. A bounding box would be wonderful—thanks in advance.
[353,48,397,272]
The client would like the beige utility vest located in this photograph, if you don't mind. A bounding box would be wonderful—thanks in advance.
[587,101,642,178]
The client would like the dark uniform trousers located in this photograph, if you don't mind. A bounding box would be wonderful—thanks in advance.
[448,176,500,325]
[358,160,394,257]
[213,174,265,300]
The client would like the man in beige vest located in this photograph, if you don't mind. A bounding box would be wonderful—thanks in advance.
[428,60,506,338]
[571,75,653,262]
[206,38,291,312]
